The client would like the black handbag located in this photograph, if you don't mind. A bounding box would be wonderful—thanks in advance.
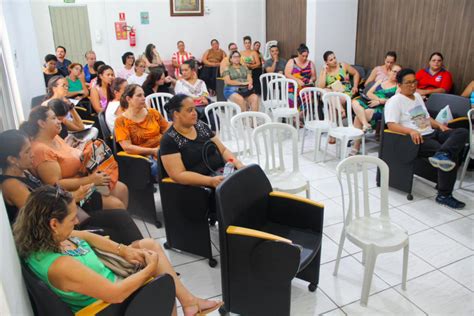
[202,140,225,176]
[237,86,254,97]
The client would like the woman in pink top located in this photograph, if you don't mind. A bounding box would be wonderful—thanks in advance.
[90,65,114,113]
[172,41,193,79]
[20,106,129,210]
[365,51,397,85]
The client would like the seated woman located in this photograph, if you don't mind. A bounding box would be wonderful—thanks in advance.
[200,39,226,95]
[66,63,89,99]
[42,76,85,134]
[43,54,62,87]
[175,60,209,107]
[284,43,317,109]
[114,84,169,178]
[350,64,401,155]
[222,51,259,112]
[90,65,114,113]
[461,80,474,107]
[318,50,360,99]
[127,59,148,86]
[365,51,397,85]
[13,186,223,315]
[105,78,128,132]
[160,94,243,188]
[219,42,238,76]
[240,36,262,95]
[117,52,135,80]
[143,43,164,73]
[0,130,141,244]
[172,41,193,79]
[20,106,128,210]
[416,52,453,98]
[142,68,175,97]
[89,61,105,88]
[83,50,97,84]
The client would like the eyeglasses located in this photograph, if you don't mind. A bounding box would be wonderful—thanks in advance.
[402,80,417,86]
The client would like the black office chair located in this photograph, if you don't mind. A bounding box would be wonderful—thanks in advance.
[426,93,470,129]
[215,165,324,316]
[156,152,216,267]
[97,111,115,150]
[31,94,46,108]
[22,262,175,316]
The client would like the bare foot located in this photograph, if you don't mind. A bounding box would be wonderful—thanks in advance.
[182,298,223,316]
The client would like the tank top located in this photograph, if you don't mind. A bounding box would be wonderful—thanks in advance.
[470,91,474,106]
[206,49,225,63]
[26,237,116,313]
[0,172,42,223]
[95,86,108,109]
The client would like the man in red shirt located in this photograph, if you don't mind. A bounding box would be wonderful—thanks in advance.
[416,52,453,98]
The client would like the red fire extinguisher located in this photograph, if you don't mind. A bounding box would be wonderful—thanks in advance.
[129,27,136,47]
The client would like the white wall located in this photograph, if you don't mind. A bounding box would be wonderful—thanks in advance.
[306,0,358,73]
[31,0,266,72]
[0,193,33,316]
[2,0,45,120]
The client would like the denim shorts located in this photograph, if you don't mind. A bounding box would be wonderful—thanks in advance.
[223,86,239,100]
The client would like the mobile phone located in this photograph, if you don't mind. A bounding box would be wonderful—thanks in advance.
[79,186,96,207]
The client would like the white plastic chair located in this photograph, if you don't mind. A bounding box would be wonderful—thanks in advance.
[323,92,365,160]
[263,40,278,61]
[334,155,409,306]
[145,93,174,121]
[268,78,299,133]
[253,122,310,197]
[205,101,241,152]
[259,73,285,114]
[299,87,331,161]
[458,108,474,189]
[230,111,272,163]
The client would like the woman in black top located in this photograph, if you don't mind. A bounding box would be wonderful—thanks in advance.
[142,67,174,97]
[0,130,142,244]
[160,94,243,188]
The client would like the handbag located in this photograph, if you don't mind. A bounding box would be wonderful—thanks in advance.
[93,248,142,278]
[237,86,254,98]
[80,139,119,194]
[202,140,225,176]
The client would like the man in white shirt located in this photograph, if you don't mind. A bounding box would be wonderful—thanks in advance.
[385,68,468,209]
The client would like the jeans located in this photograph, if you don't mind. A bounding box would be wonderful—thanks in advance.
[418,128,469,195]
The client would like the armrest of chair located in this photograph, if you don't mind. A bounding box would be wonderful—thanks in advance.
[116,151,153,188]
[226,225,292,243]
[448,117,469,129]
[381,129,419,163]
[81,119,95,125]
[267,191,324,233]
[117,151,151,162]
[75,300,110,316]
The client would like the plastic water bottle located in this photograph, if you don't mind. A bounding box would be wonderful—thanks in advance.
[223,159,235,177]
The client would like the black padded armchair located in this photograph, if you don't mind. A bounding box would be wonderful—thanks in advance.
[22,262,176,316]
[156,152,216,267]
[215,165,324,316]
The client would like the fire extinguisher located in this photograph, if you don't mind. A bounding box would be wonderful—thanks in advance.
[129,27,136,47]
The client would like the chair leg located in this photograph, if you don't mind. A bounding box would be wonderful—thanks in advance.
[333,230,346,276]
[360,249,377,306]
[301,128,307,154]
[361,135,366,155]
[401,243,409,290]
[458,156,470,189]
[313,131,321,162]
[341,138,348,160]
[323,135,329,162]
[361,250,366,265]
[305,183,310,199]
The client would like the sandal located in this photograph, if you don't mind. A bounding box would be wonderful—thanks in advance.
[362,125,373,133]
[182,300,224,316]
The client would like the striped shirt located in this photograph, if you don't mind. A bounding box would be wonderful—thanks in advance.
[172,51,193,78]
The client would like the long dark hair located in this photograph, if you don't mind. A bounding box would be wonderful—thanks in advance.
[145,44,156,63]
[142,68,165,90]
[96,65,114,102]
[120,84,142,109]
[19,106,51,138]
[13,185,74,258]
[0,129,29,170]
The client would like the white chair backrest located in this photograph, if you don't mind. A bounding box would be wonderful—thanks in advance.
[145,93,174,121]
[253,122,299,173]
[268,78,298,110]
[322,92,354,128]
[204,101,241,141]
[299,87,328,124]
[263,40,278,61]
[259,73,285,102]
[231,111,272,158]
[336,156,389,227]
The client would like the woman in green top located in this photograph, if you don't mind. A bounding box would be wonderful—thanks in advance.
[349,64,401,155]
[66,63,89,99]
[222,50,259,112]
[317,51,360,99]
[14,186,222,315]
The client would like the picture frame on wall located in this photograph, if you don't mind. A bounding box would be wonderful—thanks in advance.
[170,0,204,16]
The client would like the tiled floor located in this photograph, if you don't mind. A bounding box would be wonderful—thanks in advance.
[134,134,474,315]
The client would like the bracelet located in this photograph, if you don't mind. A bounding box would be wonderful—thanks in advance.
[117,243,124,256]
